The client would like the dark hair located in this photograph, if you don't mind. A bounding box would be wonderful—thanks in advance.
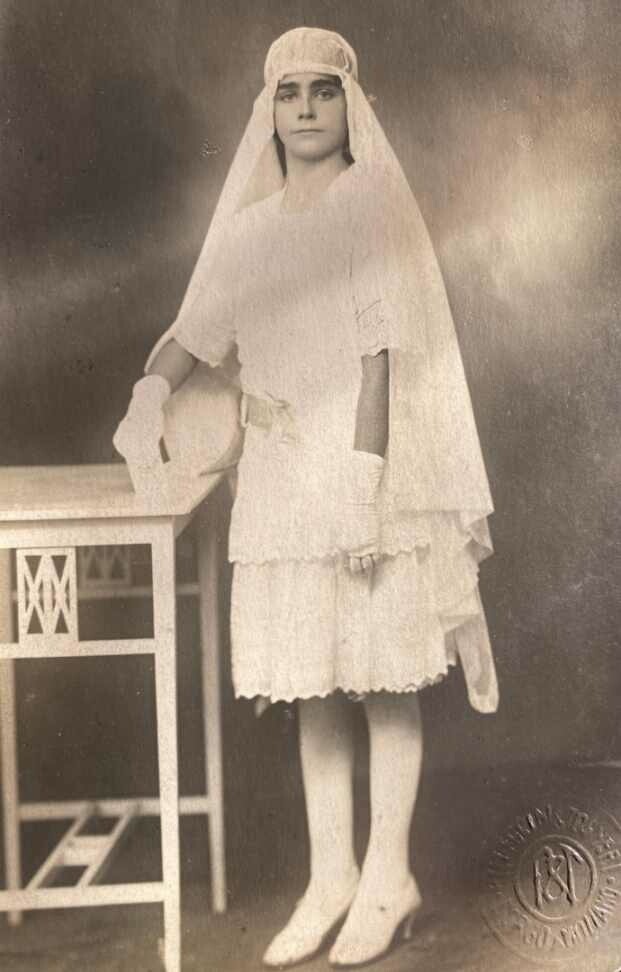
[273,74,354,175]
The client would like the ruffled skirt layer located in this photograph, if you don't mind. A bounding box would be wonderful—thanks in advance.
[230,511,498,713]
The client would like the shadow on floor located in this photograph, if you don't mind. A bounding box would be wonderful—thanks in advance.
[2,763,621,970]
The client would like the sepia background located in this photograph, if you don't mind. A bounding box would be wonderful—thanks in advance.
[1,1,621,968]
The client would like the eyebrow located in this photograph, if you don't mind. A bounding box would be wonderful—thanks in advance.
[276,77,341,92]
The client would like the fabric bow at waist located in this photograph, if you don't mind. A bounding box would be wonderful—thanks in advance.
[240,391,298,444]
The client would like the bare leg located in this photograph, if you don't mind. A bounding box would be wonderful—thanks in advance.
[330,691,423,966]
[263,694,359,967]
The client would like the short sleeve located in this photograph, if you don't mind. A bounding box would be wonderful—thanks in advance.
[349,191,427,358]
[350,237,391,357]
[173,230,237,367]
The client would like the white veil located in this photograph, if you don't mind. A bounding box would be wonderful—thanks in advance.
[146,27,498,712]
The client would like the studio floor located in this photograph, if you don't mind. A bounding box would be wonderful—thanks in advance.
[2,763,621,972]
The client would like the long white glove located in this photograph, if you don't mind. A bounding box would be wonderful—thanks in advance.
[337,450,385,569]
[113,374,171,468]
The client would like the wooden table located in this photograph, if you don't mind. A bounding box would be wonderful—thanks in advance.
[0,463,227,972]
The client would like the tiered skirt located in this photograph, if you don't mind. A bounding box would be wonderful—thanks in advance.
[230,510,498,713]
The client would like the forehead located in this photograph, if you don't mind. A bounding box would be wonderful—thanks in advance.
[277,72,340,87]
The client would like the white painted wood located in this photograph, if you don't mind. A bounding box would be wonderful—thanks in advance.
[197,506,227,914]
[0,465,222,522]
[20,795,211,820]
[0,882,165,910]
[78,545,132,589]
[27,805,93,890]
[0,517,189,551]
[0,464,229,968]
[0,549,22,926]
[37,581,200,602]
[78,804,138,886]
[16,548,79,641]
[63,836,109,867]
[0,637,156,660]
[172,511,195,540]
[151,524,181,972]
[9,582,198,605]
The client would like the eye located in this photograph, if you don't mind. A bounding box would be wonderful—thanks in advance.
[315,87,337,100]
[276,91,296,102]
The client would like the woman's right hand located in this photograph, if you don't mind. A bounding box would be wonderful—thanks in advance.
[113,374,171,462]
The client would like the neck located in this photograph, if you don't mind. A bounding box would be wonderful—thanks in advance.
[282,152,350,210]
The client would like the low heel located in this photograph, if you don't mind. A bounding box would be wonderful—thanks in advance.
[329,878,422,966]
[263,871,360,967]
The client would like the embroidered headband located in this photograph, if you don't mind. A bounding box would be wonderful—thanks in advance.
[263,27,358,86]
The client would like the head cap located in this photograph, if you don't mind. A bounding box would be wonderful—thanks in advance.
[264,27,358,86]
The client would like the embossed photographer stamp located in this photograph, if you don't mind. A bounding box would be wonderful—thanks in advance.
[482,804,621,965]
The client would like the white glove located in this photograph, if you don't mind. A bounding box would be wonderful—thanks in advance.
[113,374,171,464]
[337,450,385,571]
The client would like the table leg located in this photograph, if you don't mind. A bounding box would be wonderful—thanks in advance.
[197,508,227,914]
[0,548,22,927]
[152,528,181,972]
[0,662,22,928]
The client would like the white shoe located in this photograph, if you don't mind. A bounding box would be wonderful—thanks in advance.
[263,867,360,968]
[328,874,422,967]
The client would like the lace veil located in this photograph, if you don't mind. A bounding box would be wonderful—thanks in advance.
[145,27,497,711]
[148,26,492,510]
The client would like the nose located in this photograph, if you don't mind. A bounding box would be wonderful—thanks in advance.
[298,91,316,119]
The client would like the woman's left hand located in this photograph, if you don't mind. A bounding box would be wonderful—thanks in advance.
[338,450,385,572]
[348,552,382,574]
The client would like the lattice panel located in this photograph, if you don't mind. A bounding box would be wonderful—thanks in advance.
[77,545,132,590]
[16,548,78,640]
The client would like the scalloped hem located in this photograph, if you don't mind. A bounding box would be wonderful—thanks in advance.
[228,509,492,566]
[230,519,498,716]
[236,656,457,713]
[228,536,431,567]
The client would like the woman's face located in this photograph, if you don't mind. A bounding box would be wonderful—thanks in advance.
[273,72,348,165]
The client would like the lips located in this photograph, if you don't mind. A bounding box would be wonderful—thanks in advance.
[292,129,322,134]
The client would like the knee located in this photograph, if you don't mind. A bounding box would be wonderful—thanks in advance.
[363,690,422,728]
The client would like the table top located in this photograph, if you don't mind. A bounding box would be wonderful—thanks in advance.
[0,464,224,522]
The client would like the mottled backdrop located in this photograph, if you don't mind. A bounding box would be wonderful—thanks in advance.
[2,1,620,783]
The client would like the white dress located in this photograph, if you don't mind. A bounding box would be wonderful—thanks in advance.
[175,167,495,707]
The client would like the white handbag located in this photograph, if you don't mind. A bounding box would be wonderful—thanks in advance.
[118,361,243,497]
[162,360,243,475]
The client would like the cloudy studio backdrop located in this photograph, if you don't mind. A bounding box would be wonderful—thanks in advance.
[2,0,620,875]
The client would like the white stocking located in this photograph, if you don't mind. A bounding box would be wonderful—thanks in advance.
[362,691,423,887]
[329,692,424,965]
[298,694,358,885]
[263,694,359,967]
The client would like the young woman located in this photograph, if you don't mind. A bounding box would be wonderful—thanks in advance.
[114,27,499,968]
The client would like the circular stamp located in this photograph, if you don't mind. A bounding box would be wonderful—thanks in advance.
[481,803,621,965]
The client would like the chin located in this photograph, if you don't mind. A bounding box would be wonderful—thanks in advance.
[287,144,343,164]
[290,151,328,163]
